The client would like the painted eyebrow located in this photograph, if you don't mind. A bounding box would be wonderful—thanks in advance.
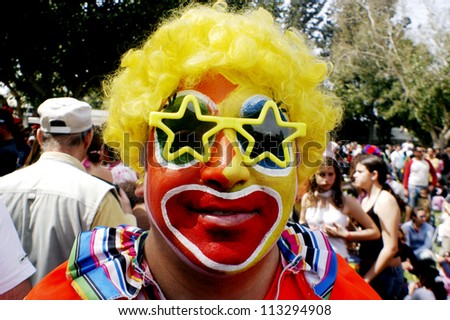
[172,90,217,114]
[240,95,272,118]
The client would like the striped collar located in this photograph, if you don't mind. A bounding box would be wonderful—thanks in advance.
[67,222,336,300]
[278,221,337,299]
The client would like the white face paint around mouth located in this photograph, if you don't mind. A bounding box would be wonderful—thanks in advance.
[160,184,283,273]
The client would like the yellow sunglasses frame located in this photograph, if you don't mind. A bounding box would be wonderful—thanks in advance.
[149,94,307,168]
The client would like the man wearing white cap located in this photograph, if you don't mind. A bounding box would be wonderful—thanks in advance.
[0,97,136,286]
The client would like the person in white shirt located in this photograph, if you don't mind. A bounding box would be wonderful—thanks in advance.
[0,198,35,299]
[0,98,136,286]
[390,144,406,181]
[403,146,438,221]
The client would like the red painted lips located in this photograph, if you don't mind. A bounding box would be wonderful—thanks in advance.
[161,186,281,267]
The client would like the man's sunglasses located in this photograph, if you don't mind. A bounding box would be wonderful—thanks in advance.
[149,92,307,168]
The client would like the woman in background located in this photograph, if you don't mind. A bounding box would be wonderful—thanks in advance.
[82,125,114,184]
[300,157,380,260]
[352,154,404,299]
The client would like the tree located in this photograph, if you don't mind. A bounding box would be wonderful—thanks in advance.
[282,0,335,56]
[0,0,205,114]
[254,0,335,57]
[329,0,450,149]
[1,0,336,119]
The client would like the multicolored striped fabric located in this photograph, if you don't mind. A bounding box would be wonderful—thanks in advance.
[66,222,337,300]
[278,221,337,299]
[67,225,150,300]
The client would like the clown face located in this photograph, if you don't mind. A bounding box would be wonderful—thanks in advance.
[145,73,305,274]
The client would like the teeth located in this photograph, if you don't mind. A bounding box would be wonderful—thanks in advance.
[197,210,253,216]
[211,211,230,216]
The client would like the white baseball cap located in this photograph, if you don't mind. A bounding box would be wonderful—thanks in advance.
[38,97,92,134]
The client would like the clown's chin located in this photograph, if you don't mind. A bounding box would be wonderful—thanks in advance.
[165,225,282,277]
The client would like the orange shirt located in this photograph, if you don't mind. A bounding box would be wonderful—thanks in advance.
[26,255,380,300]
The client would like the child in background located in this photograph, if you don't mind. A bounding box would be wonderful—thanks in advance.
[417,188,433,225]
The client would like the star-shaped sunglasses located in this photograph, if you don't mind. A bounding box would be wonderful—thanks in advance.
[149,91,306,168]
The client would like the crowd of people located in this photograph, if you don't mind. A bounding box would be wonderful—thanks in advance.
[1,0,449,300]
[319,140,450,299]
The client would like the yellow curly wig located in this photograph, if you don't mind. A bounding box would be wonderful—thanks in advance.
[103,0,342,185]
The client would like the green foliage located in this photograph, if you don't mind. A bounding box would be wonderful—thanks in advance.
[0,0,200,110]
[330,0,450,148]
[0,0,330,113]
[282,0,334,56]
[5,0,446,149]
